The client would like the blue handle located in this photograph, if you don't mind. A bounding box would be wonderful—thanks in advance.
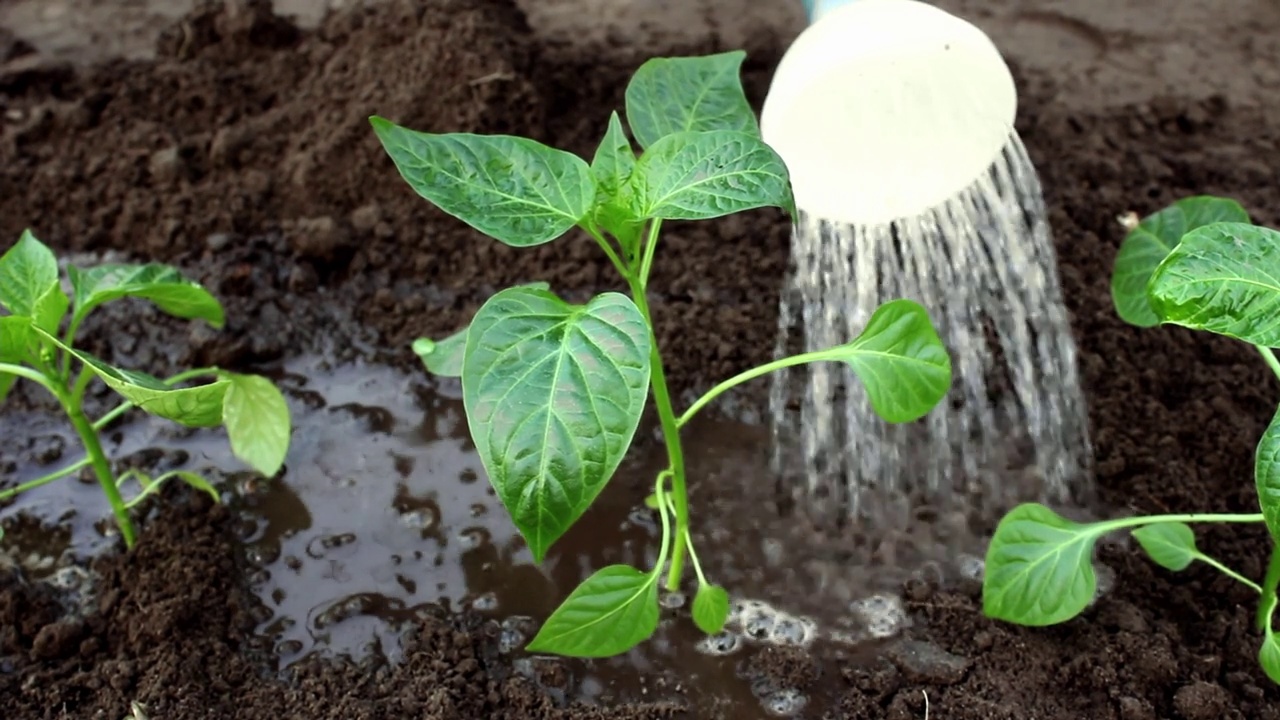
[802,0,860,23]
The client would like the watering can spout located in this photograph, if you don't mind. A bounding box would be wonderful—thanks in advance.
[764,0,1018,226]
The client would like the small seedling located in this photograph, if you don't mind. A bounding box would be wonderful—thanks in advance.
[0,231,292,549]
[982,195,1280,685]
[373,50,953,658]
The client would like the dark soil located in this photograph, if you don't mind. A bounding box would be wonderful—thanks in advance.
[3,0,1280,718]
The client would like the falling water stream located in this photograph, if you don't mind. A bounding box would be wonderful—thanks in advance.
[770,131,1094,532]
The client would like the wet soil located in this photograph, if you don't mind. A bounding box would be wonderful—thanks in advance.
[2,0,1280,718]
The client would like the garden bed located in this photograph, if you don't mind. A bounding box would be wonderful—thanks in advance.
[3,0,1280,718]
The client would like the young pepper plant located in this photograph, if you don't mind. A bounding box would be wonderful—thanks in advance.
[373,50,953,658]
[982,196,1280,685]
[0,230,293,550]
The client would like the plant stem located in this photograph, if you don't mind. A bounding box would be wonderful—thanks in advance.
[1106,512,1264,531]
[0,362,60,394]
[63,401,136,548]
[1192,551,1263,594]
[585,225,630,279]
[626,274,689,592]
[638,220,662,288]
[1259,546,1280,630]
[677,348,837,429]
[1259,346,1280,384]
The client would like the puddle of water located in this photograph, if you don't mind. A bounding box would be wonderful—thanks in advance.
[0,355,980,718]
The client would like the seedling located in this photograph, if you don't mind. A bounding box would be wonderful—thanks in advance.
[982,195,1280,684]
[0,231,292,550]
[374,51,953,658]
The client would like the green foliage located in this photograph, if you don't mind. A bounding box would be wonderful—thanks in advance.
[0,230,293,550]
[1110,196,1249,326]
[986,198,1280,686]
[374,51,951,659]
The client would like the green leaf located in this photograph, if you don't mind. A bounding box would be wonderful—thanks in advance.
[34,327,228,427]
[1261,596,1280,686]
[0,316,33,402]
[221,373,291,477]
[982,503,1103,626]
[692,584,730,635]
[1111,196,1250,327]
[413,333,465,378]
[462,286,651,561]
[1147,222,1280,345]
[370,117,595,248]
[1131,522,1197,572]
[412,282,552,380]
[589,111,643,252]
[0,229,59,317]
[67,263,224,331]
[624,51,759,150]
[525,565,660,657]
[828,299,951,424]
[33,284,69,335]
[632,130,793,221]
[1256,407,1280,543]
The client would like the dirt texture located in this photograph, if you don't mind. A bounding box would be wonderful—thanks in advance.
[2,0,1280,718]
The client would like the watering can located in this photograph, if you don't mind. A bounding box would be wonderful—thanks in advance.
[762,0,1018,226]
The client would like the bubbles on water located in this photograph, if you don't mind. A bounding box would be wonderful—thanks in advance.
[1091,562,1116,606]
[722,596,818,650]
[499,615,537,653]
[470,592,499,612]
[695,630,743,657]
[957,553,985,581]
[762,688,809,717]
[850,593,908,639]
[399,508,438,531]
[659,591,686,610]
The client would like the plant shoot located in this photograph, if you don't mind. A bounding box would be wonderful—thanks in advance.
[983,195,1280,685]
[0,231,293,549]
[374,50,953,658]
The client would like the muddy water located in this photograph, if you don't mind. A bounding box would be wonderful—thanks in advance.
[0,356,975,717]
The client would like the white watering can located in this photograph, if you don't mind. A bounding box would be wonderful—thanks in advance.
[761,0,1018,227]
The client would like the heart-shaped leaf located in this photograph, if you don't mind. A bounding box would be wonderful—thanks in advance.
[828,299,951,424]
[526,564,660,657]
[1131,522,1197,572]
[1111,196,1249,327]
[371,117,595,248]
[1147,222,1280,346]
[67,263,224,332]
[632,130,793,221]
[624,51,758,150]
[0,229,59,317]
[412,282,552,380]
[982,503,1102,626]
[222,372,292,477]
[462,287,650,560]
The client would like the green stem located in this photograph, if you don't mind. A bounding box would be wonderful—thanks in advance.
[0,362,60,394]
[59,314,88,378]
[673,495,709,587]
[652,472,673,577]
[1107,513,1264,532]
[627,274,689,592]
[1259,547,1280,630]
[585,225,631,280]
[1190,551,1263,595]
[638,220,662,288]
[63,397,137,548]
[678,348,837,429]
[1259,346,1280,384]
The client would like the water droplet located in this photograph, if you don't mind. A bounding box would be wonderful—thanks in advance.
[400,508,438,531]
[957,553,985,581]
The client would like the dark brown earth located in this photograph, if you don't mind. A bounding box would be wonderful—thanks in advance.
[3,0,1280,718]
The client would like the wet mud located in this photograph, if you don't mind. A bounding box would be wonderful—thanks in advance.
[2,0,1280,718]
